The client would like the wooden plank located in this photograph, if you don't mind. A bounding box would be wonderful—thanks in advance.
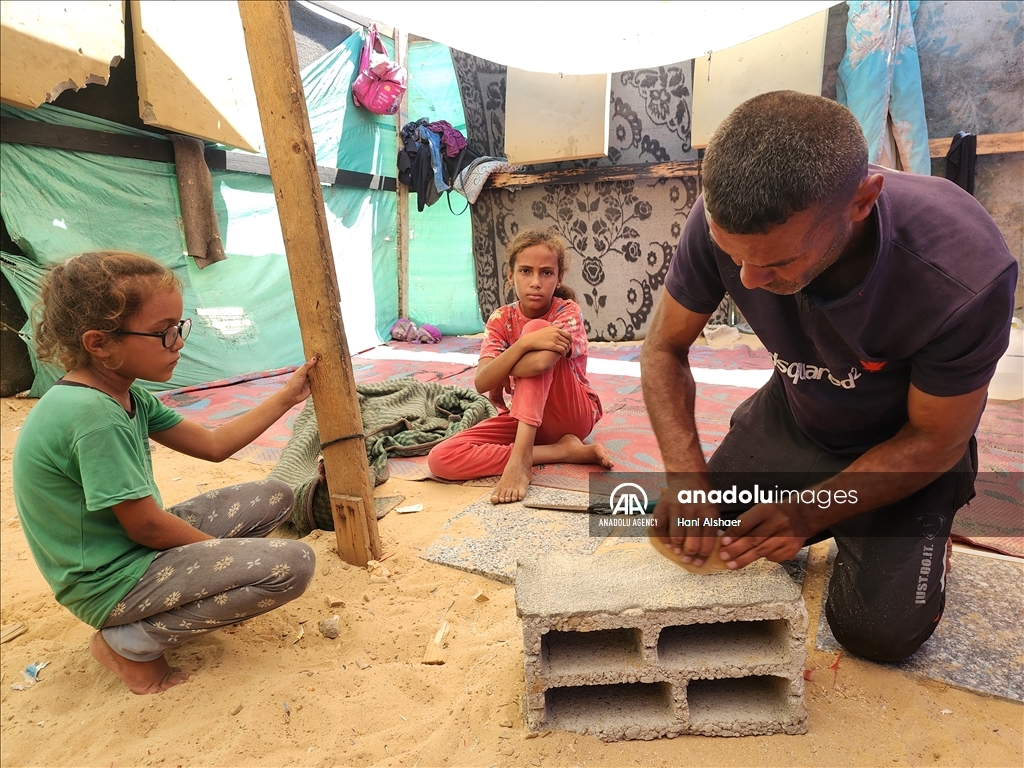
[422,620,450,665]
[238,0,380,566]
[208,150,396,190]
[487,160,700,190]
[976,131,1024,155]
[0,117,396,191]
[0,622,27,644]
[394,28,410,320]
[928,131,1024,158]
[0,1,124,109]
[0,117,174,162]
[132,0,262,152]
[493,130,1024,190]
[523,502,590,512]
[207,149,397,191]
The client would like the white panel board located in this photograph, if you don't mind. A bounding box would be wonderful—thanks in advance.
[0,1,124,109]
[691,10,829,148]
[505,68,610,165]
[132,0,263,152]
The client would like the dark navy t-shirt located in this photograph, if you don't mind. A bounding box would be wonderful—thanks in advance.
[665,167,1017,454]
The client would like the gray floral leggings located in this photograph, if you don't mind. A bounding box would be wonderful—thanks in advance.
[100,479,314,662]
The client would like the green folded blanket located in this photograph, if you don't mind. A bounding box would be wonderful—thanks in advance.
[270,378,496,535]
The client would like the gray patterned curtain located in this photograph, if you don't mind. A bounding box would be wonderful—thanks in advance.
[450,50,709,340]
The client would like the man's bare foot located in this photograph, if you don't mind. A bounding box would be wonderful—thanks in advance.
[90,631,189,695]
[491,457,532,504]
[548,434,615,468]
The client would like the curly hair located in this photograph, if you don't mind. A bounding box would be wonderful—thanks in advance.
[34,251,179,372]
[505,228,576,302]
[702,91,869,234]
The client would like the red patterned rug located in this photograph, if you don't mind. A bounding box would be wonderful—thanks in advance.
[156,358,472,463]
[157,342,1022,557]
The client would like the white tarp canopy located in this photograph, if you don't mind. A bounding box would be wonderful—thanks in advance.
[326,0,838,74]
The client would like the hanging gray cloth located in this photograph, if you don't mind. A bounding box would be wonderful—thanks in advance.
[168,134,226,268]
[269,380,497,535]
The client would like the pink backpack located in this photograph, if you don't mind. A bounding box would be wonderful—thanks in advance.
[351,25,407,116]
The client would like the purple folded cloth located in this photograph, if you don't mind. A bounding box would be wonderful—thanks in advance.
[390,318,417,341]
[426,120,467,157]
[414,323,441,344]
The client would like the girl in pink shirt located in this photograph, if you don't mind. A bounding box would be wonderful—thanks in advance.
[428,229,612,502]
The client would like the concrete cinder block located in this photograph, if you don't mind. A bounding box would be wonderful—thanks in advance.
[515,549,807,740]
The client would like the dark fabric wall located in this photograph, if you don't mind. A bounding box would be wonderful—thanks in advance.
[452,2,1022,336]
[452,50,701,340]
[916,0,1024,312]
[451,4,851,340]
[289,1,354,71]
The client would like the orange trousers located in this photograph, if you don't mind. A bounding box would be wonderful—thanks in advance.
[427,319,597,480]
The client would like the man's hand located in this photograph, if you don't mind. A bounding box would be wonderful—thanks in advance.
[716,379,991,570]
[650,475,721,568]
[719,502,811,569]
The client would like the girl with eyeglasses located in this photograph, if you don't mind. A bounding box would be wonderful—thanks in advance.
[12,251,319,695]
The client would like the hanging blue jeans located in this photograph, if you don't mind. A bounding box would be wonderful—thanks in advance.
[418,125,449,193]
[837,1,931,175]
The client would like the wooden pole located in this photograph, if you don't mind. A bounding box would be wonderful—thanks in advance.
[237,0,380,565]
[394,28,410,320]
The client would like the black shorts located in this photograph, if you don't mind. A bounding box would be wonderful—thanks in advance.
[708,375,978,662]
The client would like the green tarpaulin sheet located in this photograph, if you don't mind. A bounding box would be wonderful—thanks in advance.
[0,32,480,397]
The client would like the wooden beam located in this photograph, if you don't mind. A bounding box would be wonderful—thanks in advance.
[483,131,1023,192]
[487,160,700,190]
[0,117,397,191]
[0,116,174,162]
[0,622,27,644]
[237,0,379,565]
[928,131,1024,158]
[394,28,410,320]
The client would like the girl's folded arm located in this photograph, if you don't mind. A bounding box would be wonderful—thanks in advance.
[476,327,571,392]
[112,496,213,549]
[475,347,523,393]
[509,325,571,377]
[509,349,561,377]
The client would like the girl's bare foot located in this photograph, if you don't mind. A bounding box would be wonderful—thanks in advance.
[544,434,615,468]
[90,631,189,695]
[587,441,615,469]
[491,457,532,504]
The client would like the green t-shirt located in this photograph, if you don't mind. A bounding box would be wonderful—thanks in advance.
[12,381,184,628]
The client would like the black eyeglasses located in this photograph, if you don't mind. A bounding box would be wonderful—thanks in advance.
[114,318,192,348]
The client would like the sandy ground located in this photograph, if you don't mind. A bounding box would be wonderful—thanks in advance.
[1,393,1022,768]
